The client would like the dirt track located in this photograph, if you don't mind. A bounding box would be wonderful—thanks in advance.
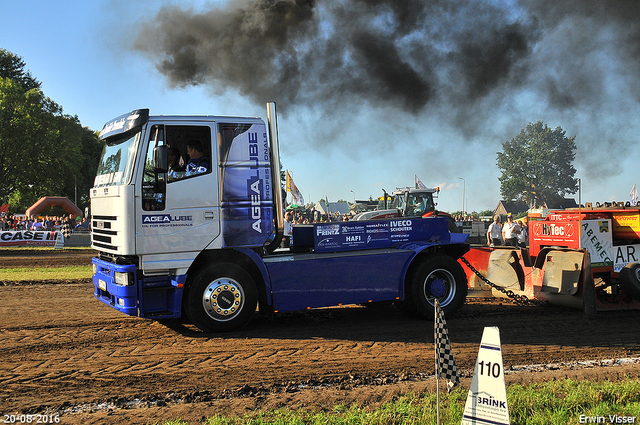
[1,249,640,424]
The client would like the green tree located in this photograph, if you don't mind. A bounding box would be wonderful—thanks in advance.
[0,49,40,91]
[497,121,578,207]
[76,127,103,208]
[0,50,101,213]
[60,125,103,209]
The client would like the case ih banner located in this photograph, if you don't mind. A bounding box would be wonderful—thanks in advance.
[0,230,63,247]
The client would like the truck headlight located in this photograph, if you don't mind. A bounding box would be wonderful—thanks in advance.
[92,264,97,275]
[114,272,134,286]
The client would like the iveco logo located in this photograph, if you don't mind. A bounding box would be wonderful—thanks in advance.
[390,220,412,232]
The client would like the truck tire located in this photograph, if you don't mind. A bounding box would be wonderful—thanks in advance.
[619,263,640,301]
[185,263,258,332]
[410,254,467,317]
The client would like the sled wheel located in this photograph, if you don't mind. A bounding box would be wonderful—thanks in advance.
[619,263,640,301]
[411,254,468,317]
[185,263,257,332]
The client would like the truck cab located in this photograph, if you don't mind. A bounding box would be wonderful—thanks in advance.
[91,104,470,332]
[92,109,274,263]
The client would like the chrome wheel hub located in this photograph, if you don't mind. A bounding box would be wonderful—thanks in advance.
[202,278,244,322]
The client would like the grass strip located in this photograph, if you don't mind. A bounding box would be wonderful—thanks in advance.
[159,378,640,425]
[0,266,92,281]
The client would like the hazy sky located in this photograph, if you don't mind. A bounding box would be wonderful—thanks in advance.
[3,0,640,213]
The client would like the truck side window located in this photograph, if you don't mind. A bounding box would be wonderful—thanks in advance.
[166,126,212,181]
[142,125,166,211]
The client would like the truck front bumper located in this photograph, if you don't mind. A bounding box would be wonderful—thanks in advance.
[92,257,186,319]
[93,257,139,316]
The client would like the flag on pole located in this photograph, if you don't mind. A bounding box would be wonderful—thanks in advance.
[415,175,427,189]
[630,184,638,206]
[434,299,460,392]
[286,171,305,206]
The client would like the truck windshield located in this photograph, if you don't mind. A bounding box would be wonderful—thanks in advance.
[405,193,435,216]
[390,195,404,211]
[94,130,142,187]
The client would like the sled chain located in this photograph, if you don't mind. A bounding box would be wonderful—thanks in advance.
[459,255,547,306]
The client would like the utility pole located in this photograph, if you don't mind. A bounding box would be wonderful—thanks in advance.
[457,177,465,215]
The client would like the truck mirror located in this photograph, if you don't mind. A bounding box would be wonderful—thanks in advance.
[153,145,168,173]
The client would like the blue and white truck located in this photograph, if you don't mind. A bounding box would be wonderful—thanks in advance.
[91,103,470,332]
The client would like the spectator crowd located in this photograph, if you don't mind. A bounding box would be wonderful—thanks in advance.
[0,214,90,232]
[285,207,354,225]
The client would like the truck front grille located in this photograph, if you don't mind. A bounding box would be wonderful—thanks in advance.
[92,215,118,251]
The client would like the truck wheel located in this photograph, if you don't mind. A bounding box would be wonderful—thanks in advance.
[619,263,640,301]
[410,255,467,317]
[185,263,257,332]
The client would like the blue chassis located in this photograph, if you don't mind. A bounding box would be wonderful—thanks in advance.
[93,236,468,320]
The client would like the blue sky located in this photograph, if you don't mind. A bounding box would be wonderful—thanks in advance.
[3,0,640,213]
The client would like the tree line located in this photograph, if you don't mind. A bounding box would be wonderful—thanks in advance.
[0,48,102,215]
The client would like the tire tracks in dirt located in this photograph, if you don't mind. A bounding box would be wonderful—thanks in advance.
[1,256,639,423]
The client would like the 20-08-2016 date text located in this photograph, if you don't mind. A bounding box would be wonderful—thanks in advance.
[3,414,60,424]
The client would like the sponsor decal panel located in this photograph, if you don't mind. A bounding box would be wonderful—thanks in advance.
[580,219,613,268]
[614,244,640,273]
[221,126,273,247]
[142,214,193,228]
[613,212,640,239]
[314,217,448,253]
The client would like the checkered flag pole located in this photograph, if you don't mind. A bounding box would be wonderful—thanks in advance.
[434,299,460,392]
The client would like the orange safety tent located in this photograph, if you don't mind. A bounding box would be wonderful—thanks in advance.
[25,197,82,218]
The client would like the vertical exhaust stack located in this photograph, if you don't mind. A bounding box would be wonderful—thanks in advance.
[266,101,284,253]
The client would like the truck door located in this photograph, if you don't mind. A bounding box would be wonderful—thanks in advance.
[136,122,221,265]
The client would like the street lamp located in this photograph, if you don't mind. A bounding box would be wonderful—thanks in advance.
[350,189,355,204]
[457,177,465,215]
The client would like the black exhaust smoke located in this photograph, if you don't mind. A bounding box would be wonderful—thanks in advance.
[132,0,540,114]
[132,0,640,181]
